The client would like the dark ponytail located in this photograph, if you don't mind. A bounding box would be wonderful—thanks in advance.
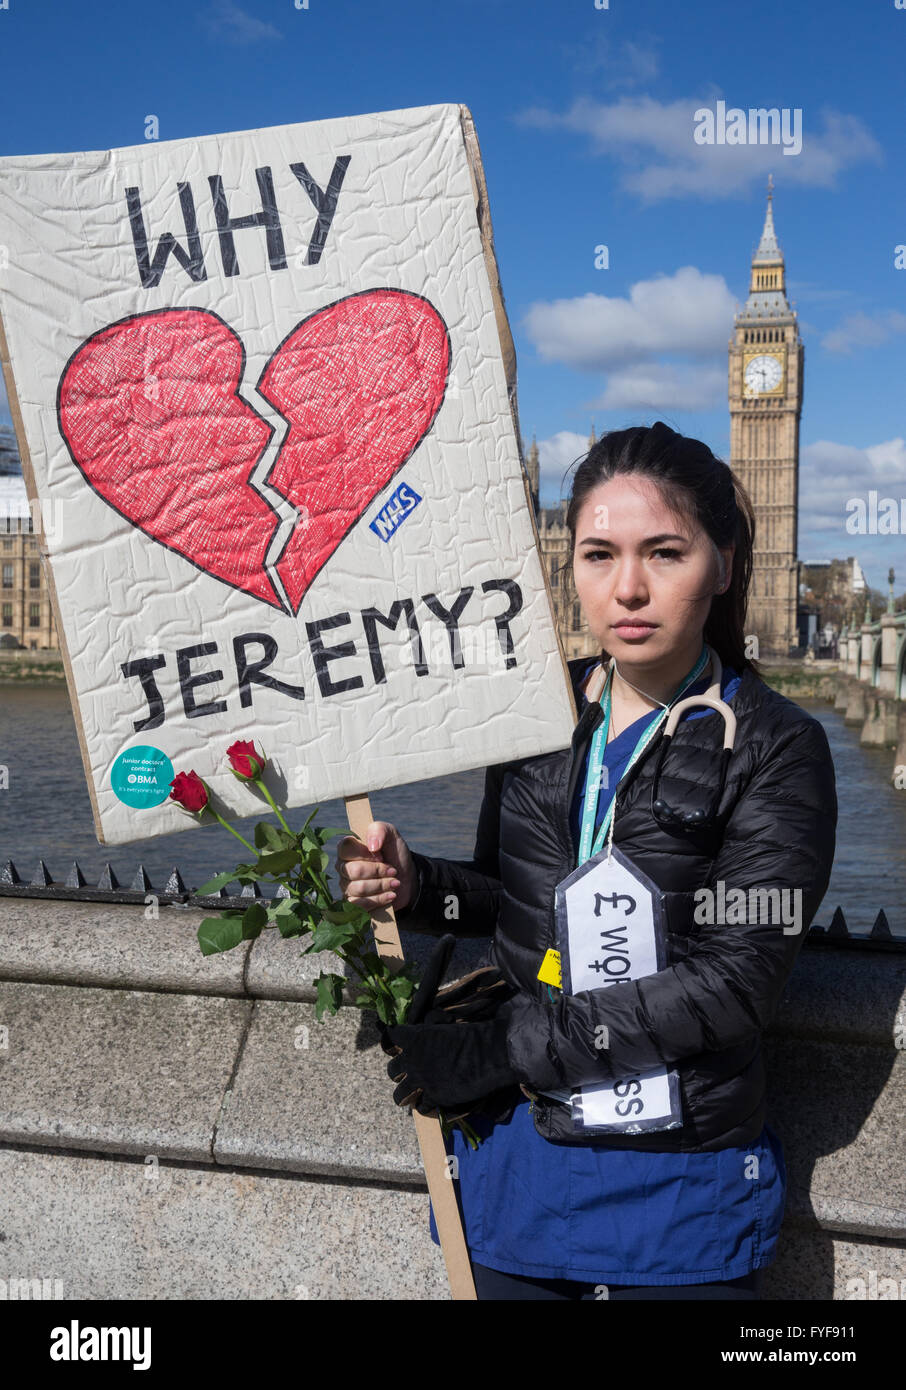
[562,421,758,675]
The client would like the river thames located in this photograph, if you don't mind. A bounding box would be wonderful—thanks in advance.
[0,682,904,935]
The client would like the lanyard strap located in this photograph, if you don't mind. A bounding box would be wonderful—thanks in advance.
[578,644,710,865]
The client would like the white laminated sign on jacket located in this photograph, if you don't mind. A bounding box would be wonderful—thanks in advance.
[552,844,682,1135]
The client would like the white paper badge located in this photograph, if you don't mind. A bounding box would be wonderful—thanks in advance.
[553,844,682,1135]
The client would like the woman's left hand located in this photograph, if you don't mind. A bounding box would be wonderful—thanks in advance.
[381,1013,518,1111]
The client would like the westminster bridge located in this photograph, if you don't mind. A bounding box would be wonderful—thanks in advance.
[767,609,906,781]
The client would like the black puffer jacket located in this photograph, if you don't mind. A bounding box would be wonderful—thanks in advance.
[396,653,837,1151]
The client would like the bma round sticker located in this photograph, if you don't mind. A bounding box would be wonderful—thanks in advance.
[111,746,175,809]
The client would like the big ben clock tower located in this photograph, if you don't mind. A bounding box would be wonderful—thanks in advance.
[729,176,803,656]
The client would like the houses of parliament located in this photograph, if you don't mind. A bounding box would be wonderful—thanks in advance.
[2,187,828,660]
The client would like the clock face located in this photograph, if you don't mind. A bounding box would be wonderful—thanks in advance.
[744,354,783,395]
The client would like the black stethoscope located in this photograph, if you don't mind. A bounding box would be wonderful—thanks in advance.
[585,643,738,834]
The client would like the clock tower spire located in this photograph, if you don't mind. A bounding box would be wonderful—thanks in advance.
[729,177,803,656]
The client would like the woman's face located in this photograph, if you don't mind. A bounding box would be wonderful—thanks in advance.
[572,474,734,670]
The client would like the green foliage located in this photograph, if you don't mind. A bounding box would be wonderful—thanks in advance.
[389,972,418,1006]
[302,917,363,955]
[196,801,417,1027]
[197,901,270,955]
[191,779,481,1147]
[254,822,295,852]
[256,848,303,875]
[314,972,346,1021]
[265,895,308,939]
[195,869,240,895]
[197,912,245,955]
[275,913,306,939]
[241,901,268,937]
[321,898,369,926]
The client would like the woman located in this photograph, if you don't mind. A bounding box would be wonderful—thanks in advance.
[336,421,837,1301]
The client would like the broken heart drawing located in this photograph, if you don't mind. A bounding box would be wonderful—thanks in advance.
[56,288,451,613]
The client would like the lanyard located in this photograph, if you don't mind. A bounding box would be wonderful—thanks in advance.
[578,643,709,864]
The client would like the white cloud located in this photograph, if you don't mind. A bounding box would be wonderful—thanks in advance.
[589,363,726,412]
[864,437,906,479]
[523,266,736,372]
[798,437,906,581]
[200,1,281,44]
[563,36,661,88]
[516,96,882,203]
[535,430,592,497]
[821,310,906,355]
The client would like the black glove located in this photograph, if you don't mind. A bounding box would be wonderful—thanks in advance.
[378,934,522,1120]
[377,933,517,1040]
[422,961,518,1024]
[384,1010,519,1112]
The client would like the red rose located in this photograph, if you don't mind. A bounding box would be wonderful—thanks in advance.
[226,740,266,781]
[169,770,209,813]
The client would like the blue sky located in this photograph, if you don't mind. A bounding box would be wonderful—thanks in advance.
[0,0,904,589]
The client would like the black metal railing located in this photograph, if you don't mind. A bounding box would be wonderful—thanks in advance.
[1,856,904,951]
[0,857,284,911]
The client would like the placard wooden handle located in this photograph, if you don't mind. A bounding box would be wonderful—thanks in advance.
[344,792,477,1301]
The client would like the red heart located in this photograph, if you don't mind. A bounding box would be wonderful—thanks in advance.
[58,307,284,608]
[261,289,449,613]
[57,291,450,614]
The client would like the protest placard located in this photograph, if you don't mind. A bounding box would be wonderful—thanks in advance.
[0,102,575,846]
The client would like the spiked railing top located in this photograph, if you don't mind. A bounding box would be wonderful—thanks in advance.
[0,857,903,950]
[0,856,293,911]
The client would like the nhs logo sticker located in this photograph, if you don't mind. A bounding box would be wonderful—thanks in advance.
[369,483,422,542]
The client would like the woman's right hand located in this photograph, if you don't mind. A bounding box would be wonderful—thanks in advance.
[335,820,417,913]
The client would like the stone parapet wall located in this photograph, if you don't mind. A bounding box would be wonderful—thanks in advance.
[0,898,903,1300]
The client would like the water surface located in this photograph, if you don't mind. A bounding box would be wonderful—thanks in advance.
[0,685,902,934]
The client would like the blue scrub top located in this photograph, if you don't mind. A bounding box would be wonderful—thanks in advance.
[428,655,788,1284]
